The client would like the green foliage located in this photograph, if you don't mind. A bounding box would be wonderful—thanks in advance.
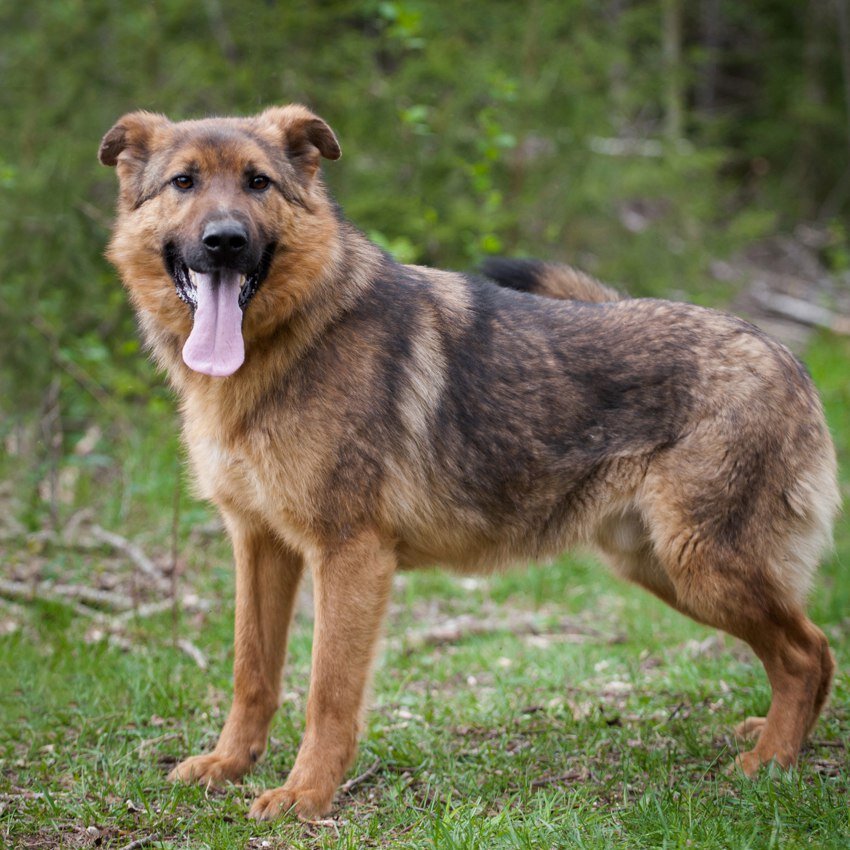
[1,7,848,844]
[1,1,848,541]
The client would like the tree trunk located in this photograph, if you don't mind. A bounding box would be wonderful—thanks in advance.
[662,0,684,142]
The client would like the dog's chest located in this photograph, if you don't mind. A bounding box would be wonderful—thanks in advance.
[181,400,325,533]
[189,432,247,500]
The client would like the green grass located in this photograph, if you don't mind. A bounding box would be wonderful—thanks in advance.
[2,332,849,849]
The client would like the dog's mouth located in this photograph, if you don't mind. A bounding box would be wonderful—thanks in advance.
[164,243,275,311]
[163,244,275,378]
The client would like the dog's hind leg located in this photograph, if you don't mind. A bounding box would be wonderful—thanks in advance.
[726,608,830,774]
[637,542,830,772]
[169,515,304,785]
[600,542,831,768]
[734,627,835,747]
[634,461,836,775]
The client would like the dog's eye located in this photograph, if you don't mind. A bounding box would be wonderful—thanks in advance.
[172,175,194,191]
[249,175,271,191]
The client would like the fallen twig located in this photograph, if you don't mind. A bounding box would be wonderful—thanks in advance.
[299,816,341,834]
[667,702,687,722]
[176,638,208,670]
[403,613,614,650]
[117,835,159,850]
[750,283,850,334]
[809,739,846,749]
[530,769,586,788]
[0,578,207,625]
[0,577,133,611]
[127,731,184,759]
[0,578,104,617]
[340,758,381,794]
[2,523,168,592]
[0,790,71,801]
[113,599,179,623]
[42,582,130,610]
[89,524,165,586]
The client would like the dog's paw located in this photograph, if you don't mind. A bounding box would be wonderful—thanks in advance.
[168,752,250,786]
[732,747,795,777]
[247,784,334,822]
[733,750,763,778]
[733,716,767,742]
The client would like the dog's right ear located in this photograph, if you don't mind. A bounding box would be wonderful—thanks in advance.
[98,111,170,168]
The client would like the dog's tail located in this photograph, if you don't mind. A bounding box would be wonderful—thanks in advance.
[480,257,625,303]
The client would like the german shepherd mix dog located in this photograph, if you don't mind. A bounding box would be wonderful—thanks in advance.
[99,105,839,820]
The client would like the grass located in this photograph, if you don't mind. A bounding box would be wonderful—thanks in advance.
[1,332,849,849]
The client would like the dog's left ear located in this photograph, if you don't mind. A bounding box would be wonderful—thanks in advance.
[258,105,341,183]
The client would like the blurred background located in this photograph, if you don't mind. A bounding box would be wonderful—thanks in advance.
[2,6,850,845]
[1,0,848,540]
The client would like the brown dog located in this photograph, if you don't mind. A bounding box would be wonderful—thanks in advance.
[99,105,840,820]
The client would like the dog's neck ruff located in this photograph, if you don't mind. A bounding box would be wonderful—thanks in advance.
[182,270,246,377]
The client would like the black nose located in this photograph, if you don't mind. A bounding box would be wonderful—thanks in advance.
[202,220,248,266]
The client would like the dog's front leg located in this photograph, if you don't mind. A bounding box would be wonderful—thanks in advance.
[249,530,395,821]
[169,516,303,785]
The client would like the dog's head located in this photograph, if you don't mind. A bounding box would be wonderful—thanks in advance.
[99,105,341,377]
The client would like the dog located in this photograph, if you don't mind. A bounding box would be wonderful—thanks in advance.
[98,104,840,821]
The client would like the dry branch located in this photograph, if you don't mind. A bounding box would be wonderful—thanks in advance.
[89,523,166,586]
[0,577,133,611]
[340,758,382,794]
[0,578,103,617]
[0,790,71,801]
[113,600,177,623]
[117,835,159,850]
[176,638,208,670]
[3,517,170,593]
[132,731,182,757]
[403,612,613,650]
[530,768,587,788]
[810,738,846,749]
[0,578,206,626]
[750,283,850,334]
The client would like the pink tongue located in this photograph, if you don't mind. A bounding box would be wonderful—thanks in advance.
[182,271,245,377]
